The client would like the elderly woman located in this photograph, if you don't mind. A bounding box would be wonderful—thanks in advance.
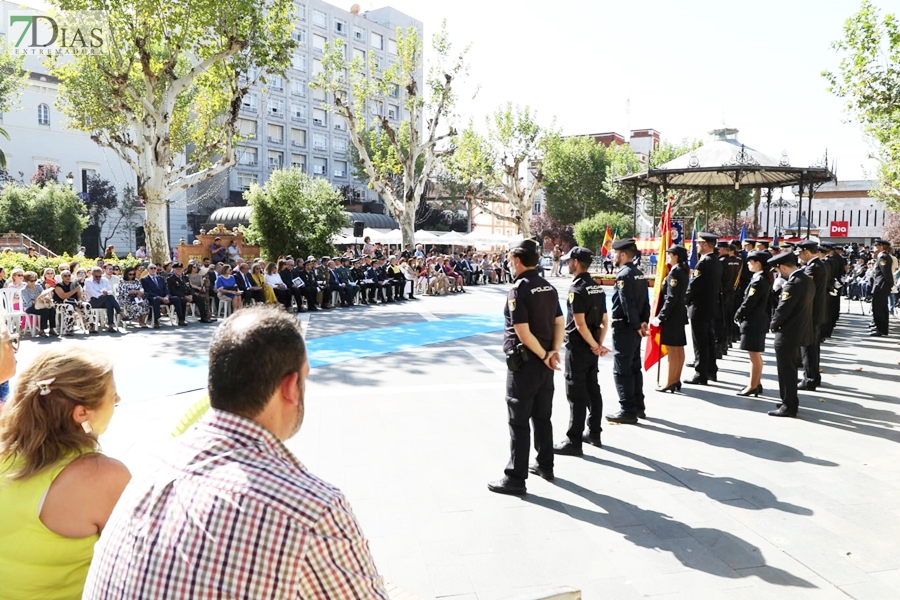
[53,270,92,336]
[0,346,131,599]
[115,267,150,328]
[21,271,56,337]
[214,264,242,313]
[4,267,26,290]
[42,268,58,290]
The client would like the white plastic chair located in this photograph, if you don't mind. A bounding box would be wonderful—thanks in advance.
[0,288,33,337]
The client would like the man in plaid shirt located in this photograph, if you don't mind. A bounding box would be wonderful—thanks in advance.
[83,306,388,599]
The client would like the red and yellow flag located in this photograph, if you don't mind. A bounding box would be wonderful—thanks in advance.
[643,198,673,371]
[600,224,613,256]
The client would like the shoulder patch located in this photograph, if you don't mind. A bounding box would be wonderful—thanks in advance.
[749,287,756,296]
[692,269,700,278]
[781,291,790,301]
[568,292,574,304]
[881,259,888,266]
[508,298,516,312]
[513,279,524,288]
[617,280,625,289]
[669,278,678,287]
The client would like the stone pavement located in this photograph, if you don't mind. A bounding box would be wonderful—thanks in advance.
[10,283,900,599]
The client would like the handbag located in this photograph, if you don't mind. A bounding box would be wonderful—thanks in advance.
[34,289,54,310]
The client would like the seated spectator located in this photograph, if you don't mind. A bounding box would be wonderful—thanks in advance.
[167,262,205,325]
[251,262,276,304]
[82,307,387,599]
[227,239,242,264]
[53,270,92,336]
[4,267,25,290]
[209,237,227,263]
[141,264,183,329]
[0,346,131,599]
[0,266,6,289]
[443,258,465,293]
[21,271,56,337]
[185,263,214,321]
[235,262,265,305]
[336,257,360,304]
[105,264,121,288]
[399,258,416,300]
[326,259,352,307]
[84,266,126,332]
[266,261,291,309]
[215,264,242,313]
[42,268,58,290]
[116,267,150,328]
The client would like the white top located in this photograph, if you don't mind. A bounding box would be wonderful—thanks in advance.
[264,273,285,288]
[84,277,113,300]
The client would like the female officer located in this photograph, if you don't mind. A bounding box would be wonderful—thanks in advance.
[655,245,689,392]
[734,251,773,396]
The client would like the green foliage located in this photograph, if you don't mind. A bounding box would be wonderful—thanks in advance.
[0,183,88,254]
[573,212,635,252]
[0,51,27,167]
[602,142,646,211]
[542,136,614,224]
[824,0,900,208]
[244,169,348,260]
[0,253,141,275]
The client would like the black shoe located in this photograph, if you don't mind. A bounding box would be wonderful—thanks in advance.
[553,441,583,456]
[637,410,647,419]
[768,405,797,418]
[582,432,603,447]
[736,384,763,397]
[658,381,681,393]
[605,411,638,425]
[687,375,708,385]
[710,373,718,382]
[797,380,818,391]
[528,463,555,481]
[487,477,526,496]
[870,331,886,337]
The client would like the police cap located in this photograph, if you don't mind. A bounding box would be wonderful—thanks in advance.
[303,259,315,265]
[562,246,593,262]
[666,245,688,262]
[350,258,360,263]
[612,238,638,252]
[767,251,798,267]
[715,240,730,248]
[754,239,770,249]
[746,251,771,264]
[873,238,892,247]
[509,238,540,254]
[796,240,819,251]
[697,232,718,244]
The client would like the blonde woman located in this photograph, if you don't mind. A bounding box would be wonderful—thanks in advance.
[0,347,131,599]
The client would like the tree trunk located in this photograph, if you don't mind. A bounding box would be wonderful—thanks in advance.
[399,201,416,250]
[144,188,170,265]
[519,203,532,239]
[752,188,761,234]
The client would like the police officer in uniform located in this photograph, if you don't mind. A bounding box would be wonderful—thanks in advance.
[605,239,650,425]
[768,251,814,417]
[869,239,893,337]
[796,240,828,391]
[715,241,742,356]
[686,233,722,385]
[488,239,564,496]
[553,247,610,456]
[821,243,846,338]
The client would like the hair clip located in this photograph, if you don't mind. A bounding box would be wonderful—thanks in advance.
[37,378,56,396]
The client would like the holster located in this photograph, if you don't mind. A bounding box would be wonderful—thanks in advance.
[505,343,531,372]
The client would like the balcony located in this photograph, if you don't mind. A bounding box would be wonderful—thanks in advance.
[334,170,345,177]
[292,115,307,123]
[238,160,258,167]
[313,118,325,127]
[268,160,284,169]
[267,136,283,144]
[291,140,306,148]
[291,162,305,170]
[241,104,258,113]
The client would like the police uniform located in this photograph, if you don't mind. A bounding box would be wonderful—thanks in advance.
[768,251,814,417]
[606,239,650,424]
[658,247,688,347]
[870,240,893,336]
[797,241,828,390]
[685,233,722,384]
[734,251,772,353]
[822,244,846,337]
[715,242,742,355]
[555,247,606,454]
[489,239,562,495]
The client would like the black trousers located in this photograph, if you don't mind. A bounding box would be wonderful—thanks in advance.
[565,343,602,444]
[775,343,800,413]
[872,291,889,334]
[504,363,555,482]
[612,328,644,415]
[800,324,822,385]
[26,305,55,330]
[149,296,183,322]
[274,288,293,310]
[823,294,840,337]
[691,317,717,380]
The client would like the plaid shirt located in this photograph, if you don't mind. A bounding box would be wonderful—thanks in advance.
[83,409,387,599]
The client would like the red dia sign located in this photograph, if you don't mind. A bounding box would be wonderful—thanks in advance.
[830,221,849,237]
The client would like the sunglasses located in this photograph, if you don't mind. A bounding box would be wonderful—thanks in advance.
[148,267,158,271]
[1,332,20,353]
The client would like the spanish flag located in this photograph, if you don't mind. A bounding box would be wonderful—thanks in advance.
[643,197,673,371]
[600,224,613,256]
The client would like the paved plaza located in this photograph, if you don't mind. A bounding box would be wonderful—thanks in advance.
[11,284,900,600]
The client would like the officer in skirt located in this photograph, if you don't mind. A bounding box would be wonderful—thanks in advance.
[488,239,564,496]
[553,247,610,457]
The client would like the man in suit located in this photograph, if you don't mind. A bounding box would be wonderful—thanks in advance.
[325,260,351,307]
[166,262,208,325]
[685,232,722,385]
[796,241,828,391]
[235,262,265,305]
[768,251,814,417]
[142,264,183,329]
[367,258,388,303]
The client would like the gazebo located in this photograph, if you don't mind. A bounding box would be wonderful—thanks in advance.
[615,128,836,238]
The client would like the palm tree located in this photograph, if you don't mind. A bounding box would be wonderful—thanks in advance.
[0,125,9,169]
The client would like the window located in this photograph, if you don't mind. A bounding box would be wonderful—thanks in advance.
[294,2,306,21]
[239,66,258,85]
[267,124,283,143]
[312,86,325,102]
[241,94,258,112]
[292,54,307,72]
[268,75,284,91]
[268,151,284,168]
[80,168,97,193]
[334,160,347,178]
[388,104,398,120]
[237,173,258,191]
[312,157,327,175]
[37,103,50,125]
[292,29,306,45]
[371,54,381,71]
[238,147,258,166]
[371,32,383,50]
[312,33,326,52]
[312,9,326,28]
[353,48,365,64]
[353,26,365,42]
[333,137,348,153]
[333,116,346,131]
[291,79,307,96]
[238,118,257,139]
[312,58,324,76]
[312,107,326,127]
[291,154,306,170]
[387,38,397,55]
[291,129,306,147]
[291,102,307,122]
[312,132,327,151]
[267,98,284,117]
[369,101,381,116]
[334,18,346,35]
[389,83,399,98]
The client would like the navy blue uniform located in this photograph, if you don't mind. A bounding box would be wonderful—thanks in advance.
[610,262,649,417]
[564,272,606,445]
[800,257,828,387]
[770,269,814,414]
[686,252,721,381]
[871,251,893,335]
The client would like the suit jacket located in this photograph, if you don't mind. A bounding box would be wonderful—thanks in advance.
[328,269,345,287]
[686,252,721,319]
[166,273,192,299]
[658,263,688,326]
[770,269,814,347]
[141,274,169,300]
[735,272,771,340]
[235,271,256,292]
[803,257,829,327]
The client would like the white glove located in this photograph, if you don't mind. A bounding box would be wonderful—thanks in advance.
[650,316,661,327]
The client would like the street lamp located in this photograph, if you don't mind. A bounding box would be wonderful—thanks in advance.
[65,172,74,188]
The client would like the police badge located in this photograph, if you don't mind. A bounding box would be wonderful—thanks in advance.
[616,280,625,289]
[692,269,699,278]
[669,278,677,287]
[749,287,756,296]
[568,292,574,304]
[508,299,516,312]
[781,292,790,301]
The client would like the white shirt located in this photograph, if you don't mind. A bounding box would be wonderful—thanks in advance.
[84,276,113,300]
[265,273,285,288]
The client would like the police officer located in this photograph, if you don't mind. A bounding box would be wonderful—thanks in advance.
[869,239,894,337]
[796,240,828,391]
[821,242,846,337]
[715,241,741,356]
[768,251,814,417]
[685,232,721,385]
[488,239,564,496]
[553,247,609,456]
[605,238,650,425]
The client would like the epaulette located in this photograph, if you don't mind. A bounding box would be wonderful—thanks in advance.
[513,279,524,288]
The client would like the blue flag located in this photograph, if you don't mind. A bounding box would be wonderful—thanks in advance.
[739,223,747,242]
[688,217,700,269]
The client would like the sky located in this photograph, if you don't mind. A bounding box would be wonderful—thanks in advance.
[13,0,898,181]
